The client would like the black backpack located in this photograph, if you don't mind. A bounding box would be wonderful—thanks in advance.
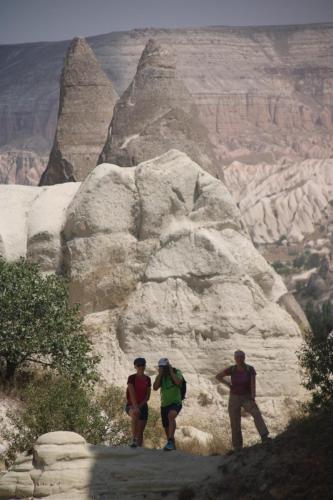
[173,368,187,400]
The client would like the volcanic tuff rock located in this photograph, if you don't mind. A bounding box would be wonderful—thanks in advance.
[1,23,333,184]
[39,37,118,185]
[0,151,304,434]
[0,150,47,185]
[224,158,333,244]
[0,431,222,499]
[98,39,220,177]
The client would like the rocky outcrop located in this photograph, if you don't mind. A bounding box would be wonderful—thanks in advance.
[1,23,333,178]
[0,150,47,185]
[39,38,118,185]
[0,183,79,271]
[224,158,333,244]
[99,39,220,177]
[0,151,304,434]
[0,431,221,499]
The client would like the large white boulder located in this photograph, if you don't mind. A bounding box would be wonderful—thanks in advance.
[0,431,221,499]
[0,150,304,436]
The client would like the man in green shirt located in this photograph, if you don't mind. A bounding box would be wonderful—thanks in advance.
[153,357,183,451]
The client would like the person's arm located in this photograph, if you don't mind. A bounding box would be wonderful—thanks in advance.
[216,368,231,387]
[169,365,182,385]
[153,368,163,390]
[139,386,151,407]
[250,374,256,400]
[127,382,139,409]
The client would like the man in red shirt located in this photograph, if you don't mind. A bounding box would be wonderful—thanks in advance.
[216,350,269,450]
[126,357,151,447]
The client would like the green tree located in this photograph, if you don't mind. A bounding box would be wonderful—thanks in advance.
[305,300,333,339]
[0,258,98,381]
[298,330,333,411]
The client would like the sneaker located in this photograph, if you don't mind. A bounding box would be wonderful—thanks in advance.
[129,440,138,448]
[163,439,175,451]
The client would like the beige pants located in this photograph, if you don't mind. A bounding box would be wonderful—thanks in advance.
[228,394,268,449]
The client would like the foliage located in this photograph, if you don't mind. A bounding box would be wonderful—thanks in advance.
[272,260,290,275]
[301,300,333,410]
[305,300,333,339]
[0,258,99,381]
[1,375,109,465]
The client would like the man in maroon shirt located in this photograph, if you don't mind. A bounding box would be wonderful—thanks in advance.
[126,357,151,447]
[216,350,269,450]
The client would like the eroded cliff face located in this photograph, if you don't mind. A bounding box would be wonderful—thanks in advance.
[0,23,333,184]
[0,151,304,435]
[99,39,220,177]
[39,37,118,185]
[0,150,47,185]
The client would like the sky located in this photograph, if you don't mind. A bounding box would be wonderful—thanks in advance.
[1,0,333,44]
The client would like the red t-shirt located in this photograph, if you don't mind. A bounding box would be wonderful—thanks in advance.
[126,374,151,405]
[224,365,256,395]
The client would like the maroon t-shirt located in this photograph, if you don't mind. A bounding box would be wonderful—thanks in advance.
[224,365,256,395]
[126,374,151,405]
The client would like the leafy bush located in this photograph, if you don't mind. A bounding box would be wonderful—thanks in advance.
[305,253,321,270]
[305,300,333,339]
[298,301,333,411]
[293,254,306,268]
[298,330,333,411]
[1,375,109,465]
[0,258,99,381]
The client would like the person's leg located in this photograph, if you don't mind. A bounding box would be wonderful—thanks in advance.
[128,408,140,445]
[167,410,178,440]
[161,406,169,440]
[242,398,269,440]
[228,395,243,450]
[136,404,148,446]
[164,405,182,450]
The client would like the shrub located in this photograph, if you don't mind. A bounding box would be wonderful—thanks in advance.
[1,375,109,465]
[298,330,333,411]
[293,254,306,269]
[305,300,333,339]
[0,258,99,382]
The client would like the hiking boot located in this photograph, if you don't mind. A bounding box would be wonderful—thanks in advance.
[261,433,271,444]
[163,439,175,451]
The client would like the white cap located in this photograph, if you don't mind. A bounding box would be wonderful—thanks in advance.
[158,357,169,367]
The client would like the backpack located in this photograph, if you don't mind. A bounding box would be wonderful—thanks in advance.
[173,368,187,400]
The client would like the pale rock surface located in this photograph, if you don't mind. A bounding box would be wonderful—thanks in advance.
[0,431,222,499]
[0,151,304,436]
[0,183,79,272]
[62,150,304,434]
[224,158,333,244]
[40,38,118,185]
[99,39,220,178]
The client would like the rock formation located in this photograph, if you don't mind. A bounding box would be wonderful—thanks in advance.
[39,37,118,185]
[0,431,222,499]
[98,39,220,177]
[0,150,47,185]
[1,23,333,185]
[0,151,304,434]
[224,158,333,244]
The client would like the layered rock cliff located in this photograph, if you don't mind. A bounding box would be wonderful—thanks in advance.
[99,39,220,177]
[0,151,304,434]
[39,37,118,185]
[0,150,47,185]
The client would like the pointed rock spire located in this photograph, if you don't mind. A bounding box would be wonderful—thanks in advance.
[98,39,220,177]
[40,37,118,185]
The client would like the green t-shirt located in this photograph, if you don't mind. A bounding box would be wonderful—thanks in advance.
[160,369,183,407]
